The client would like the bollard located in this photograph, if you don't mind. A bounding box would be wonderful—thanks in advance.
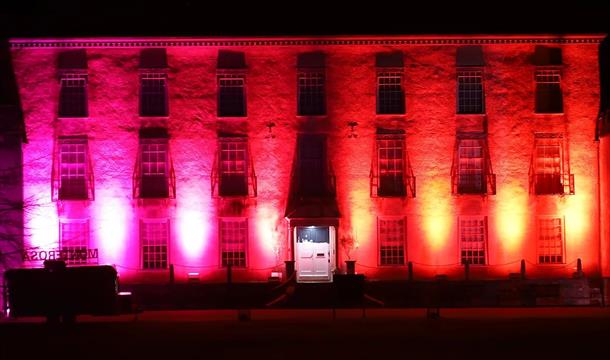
[226,264,233,285]
[169,264,174,285]
[284,260,295,279]
[577,258,582,273]
[408,261,413,281]
[464,261,470,281]
[520,259,526,280]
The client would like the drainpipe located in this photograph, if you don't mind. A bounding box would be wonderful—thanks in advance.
[596,137,606,306]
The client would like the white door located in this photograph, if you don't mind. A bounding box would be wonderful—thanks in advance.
[295,226,334,282]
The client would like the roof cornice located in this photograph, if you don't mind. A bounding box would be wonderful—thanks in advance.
[9,34,607,48]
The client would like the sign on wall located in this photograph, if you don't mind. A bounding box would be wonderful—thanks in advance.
[22,248,99,262]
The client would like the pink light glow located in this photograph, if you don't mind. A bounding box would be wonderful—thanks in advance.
[177,208,208,263]
[95,198,128,266]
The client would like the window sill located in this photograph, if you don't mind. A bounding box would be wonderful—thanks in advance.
[296,114,327,119]
[217,116,248,120]
[57,116,90,120]
[139,115,169,119]
[376,113,406,117]
[533,112,565,116]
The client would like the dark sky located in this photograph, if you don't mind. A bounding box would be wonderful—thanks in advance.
[0,0,609,37]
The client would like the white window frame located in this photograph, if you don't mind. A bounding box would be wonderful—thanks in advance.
[58,73,88,117]
[536,216,565,265]
[458,216,488,266]
[140,219,170,270]
[219,218,248,268]
[378,216,406,266]
[456,68,484,114]
[139,72,168,117]
[59,219,89,265]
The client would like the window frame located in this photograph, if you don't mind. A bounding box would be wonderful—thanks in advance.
[219,217,248,269]
[59,219,90,265]
[376,134,406,197]
[297,68,326,116]
[139,71,169,117]
[534,67,563,114]
[218,137,249,197]
[138,137,170,199]
[458,216,488,266]
[536,216,566,265]
[377,216,406,266]
[217,72,247,118]
[140,219,170,270]
[531,133,572,196]
[456,138,486,194]
[456,67,485,114]
[58,72,88,118]
[376,69,406,115]
[57,136,91,200]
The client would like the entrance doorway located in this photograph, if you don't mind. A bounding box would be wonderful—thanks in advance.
[294,226,335,283]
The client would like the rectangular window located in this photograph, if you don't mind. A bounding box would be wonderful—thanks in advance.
[60,220,89,265]
[140,139,169,198]
[140,73,168,117]
[59,73,88,117]
[220,139,248,196]
[58,137,89,200]
[377,72,405,115]
[141,220,169,269]
[377,137,405,196]
[457,139,484,194]
[537,217,564,264]
[297,71,326,116]
[378,218,405,266]
[459,216,487,265]
[218,75,246,117]
[457,69,484,114]
[535,69,563,114]
[220,218,247,268]
[534,136,563,195]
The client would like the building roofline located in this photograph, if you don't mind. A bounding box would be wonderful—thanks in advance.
[9,34,607,48]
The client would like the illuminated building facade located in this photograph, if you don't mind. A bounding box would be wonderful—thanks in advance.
[8,35,608,287]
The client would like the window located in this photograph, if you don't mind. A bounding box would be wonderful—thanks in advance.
[378,136,405,197]
[532,134,573,195]
[533,46,563,114]
[457,139,484,193]
[378,218,405,266]
[57,137,91,200]
[535,69,563,113]
[377,72,405,114]
[457,69,484,114]
[59,73,88,117]
[376,52,405,115]
[298,71,326,116]
[134,129,176,199]
[217,75,246,117]
[59,220,89,265]
[537,217,564,264]
[140,73,168,116]
[140,138,168,198]
[452,134,495,195]
[219,138,248,196]
[459,216,487,265]
[220,218,247,268]
[141,220,169,270]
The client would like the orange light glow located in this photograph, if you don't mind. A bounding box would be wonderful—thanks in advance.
[496,186,527,254]
[420,180,452,251]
